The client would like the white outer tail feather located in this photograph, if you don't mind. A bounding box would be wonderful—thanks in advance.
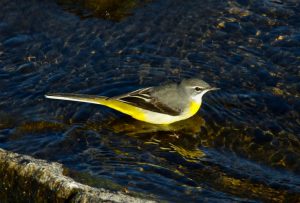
[45,93,107,105]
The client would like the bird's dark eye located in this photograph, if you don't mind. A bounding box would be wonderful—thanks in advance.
[195,87,201,91]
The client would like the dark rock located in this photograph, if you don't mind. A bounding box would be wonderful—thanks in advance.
[0,148,155,203]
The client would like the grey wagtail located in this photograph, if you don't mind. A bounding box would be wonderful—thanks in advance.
[45,78,219,124]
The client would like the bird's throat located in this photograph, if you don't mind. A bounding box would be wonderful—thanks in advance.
[189,101,201,116]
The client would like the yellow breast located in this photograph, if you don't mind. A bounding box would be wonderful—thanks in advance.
[189,101,201,116]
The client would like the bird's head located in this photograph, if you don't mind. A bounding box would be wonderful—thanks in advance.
[180,78,219,103]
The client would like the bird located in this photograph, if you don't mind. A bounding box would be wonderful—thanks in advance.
[45,78,219,125]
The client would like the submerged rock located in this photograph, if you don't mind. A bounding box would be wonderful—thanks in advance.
[0,148,155,203]
[56,0,151,21]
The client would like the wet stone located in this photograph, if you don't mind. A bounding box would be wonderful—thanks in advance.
[0,148,155,203]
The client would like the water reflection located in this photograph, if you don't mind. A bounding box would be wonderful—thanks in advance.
[89,115,207,162]
[103,114,204,135]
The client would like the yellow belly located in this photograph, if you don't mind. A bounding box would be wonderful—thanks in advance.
[100,99,201,125]
[100,99,146,121]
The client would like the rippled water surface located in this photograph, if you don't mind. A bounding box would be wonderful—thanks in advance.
[1,0,300,202]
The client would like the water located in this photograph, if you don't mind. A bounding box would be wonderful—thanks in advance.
[1,0,300,202]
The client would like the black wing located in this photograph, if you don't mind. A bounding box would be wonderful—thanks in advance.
[110,87,181,116]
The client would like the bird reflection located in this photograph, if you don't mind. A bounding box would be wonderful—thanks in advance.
[107,114,204,134]
[85,114,207,162]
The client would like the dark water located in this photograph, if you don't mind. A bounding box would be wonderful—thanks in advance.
[1,0,300,202]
